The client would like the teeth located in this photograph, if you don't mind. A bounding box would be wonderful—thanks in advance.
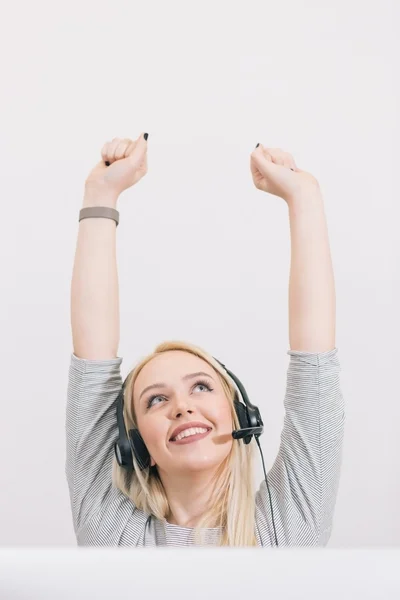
[174,427,208,441]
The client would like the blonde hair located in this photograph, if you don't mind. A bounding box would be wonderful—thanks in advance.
[112,340,257,546]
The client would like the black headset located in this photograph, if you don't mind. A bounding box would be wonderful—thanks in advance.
[113,357,278,546]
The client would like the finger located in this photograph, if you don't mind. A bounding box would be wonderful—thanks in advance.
[284,152,297,171]
[115,138,133,160]
[135,152,148,179]
[282,155,293,170]
[101,141,112,164]
[253,144,274,162]
[101,138,119,164]
[271,148,297,171]
[267,148,285,167]
[125,139,137,158]
[250,145,269,176]
[108,137,125,162]
[251,145,281,178]
[142,151,148,173]
[126,132,148,165]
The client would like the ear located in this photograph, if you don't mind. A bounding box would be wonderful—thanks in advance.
[150,456,156,467]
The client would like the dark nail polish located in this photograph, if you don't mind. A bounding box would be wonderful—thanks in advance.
[105,161,110,166]
[144,133,149,141]
[255,143,260,148]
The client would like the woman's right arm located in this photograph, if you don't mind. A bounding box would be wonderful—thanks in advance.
[71,187,120,360]
[71,130,148,359]
[66,135,148,537]
[67,187,123,535]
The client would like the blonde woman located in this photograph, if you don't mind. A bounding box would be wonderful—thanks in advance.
[67,133,344,547]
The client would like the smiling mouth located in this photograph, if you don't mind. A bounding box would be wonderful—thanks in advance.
[170,427,211,444]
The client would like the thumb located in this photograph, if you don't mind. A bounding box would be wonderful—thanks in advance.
[126,132,149,167]
[251,144,281,177]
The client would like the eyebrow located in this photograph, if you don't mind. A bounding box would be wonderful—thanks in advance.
[139,371,215,401]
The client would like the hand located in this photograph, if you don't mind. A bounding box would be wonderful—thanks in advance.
[85,133,149,199]
[250,145,321,204]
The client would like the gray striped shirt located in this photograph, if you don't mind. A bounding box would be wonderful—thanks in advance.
[65,347,344,546]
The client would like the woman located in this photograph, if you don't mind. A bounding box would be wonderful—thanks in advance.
[67,133,344,547]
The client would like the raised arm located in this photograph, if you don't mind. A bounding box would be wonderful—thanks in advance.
[71,182,120,360]
[287,190,335,352]
[250,143,335,352]
[71,133,148,359]
[251,146,343,546]
[66,134,149,535]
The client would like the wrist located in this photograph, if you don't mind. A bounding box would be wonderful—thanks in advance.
[287,190,324,215]
[83,184,119,209]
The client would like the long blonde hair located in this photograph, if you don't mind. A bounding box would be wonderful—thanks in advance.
[112,340,257,546]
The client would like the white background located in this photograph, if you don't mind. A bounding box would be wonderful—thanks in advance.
[0,0,398,546]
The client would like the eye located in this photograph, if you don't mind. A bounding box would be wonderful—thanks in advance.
[146,394,166,409]
[192,379,214,394]
[146,379,214,410]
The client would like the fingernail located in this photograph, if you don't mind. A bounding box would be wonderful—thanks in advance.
[105,161,110,166]
[255,143,260,148]
[144,133,149,141]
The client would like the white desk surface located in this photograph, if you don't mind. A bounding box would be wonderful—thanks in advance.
[0,548,399,599]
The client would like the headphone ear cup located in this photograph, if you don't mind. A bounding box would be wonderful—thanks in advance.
[234,398,250,429]
[129,429,151,471]
[114,391,134,469]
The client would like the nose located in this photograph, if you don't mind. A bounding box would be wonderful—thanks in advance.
[170,393,195,419]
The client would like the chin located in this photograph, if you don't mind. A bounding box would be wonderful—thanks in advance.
[172,449,231,474]
[180,459,220,472]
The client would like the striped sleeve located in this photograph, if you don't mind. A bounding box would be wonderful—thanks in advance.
[256,347,344,546]
[65,353,124,534]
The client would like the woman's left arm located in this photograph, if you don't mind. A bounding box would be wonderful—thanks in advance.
[251,147,344,545]
[287,191,335,352]
[250,144,336,353]
[281,191,342,544]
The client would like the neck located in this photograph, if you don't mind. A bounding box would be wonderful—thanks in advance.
[157,466,223,528]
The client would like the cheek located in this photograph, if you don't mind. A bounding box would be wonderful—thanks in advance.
[210,398,234,432]
[136,416,167,455]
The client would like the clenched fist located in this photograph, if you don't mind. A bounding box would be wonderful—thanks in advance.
[250,145,321,204]
[85,133,149,199]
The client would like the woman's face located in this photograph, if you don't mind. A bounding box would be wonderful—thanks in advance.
[133,351,234,474]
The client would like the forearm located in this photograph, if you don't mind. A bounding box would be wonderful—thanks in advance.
[70,187,120,359]
[287,193,336,352]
